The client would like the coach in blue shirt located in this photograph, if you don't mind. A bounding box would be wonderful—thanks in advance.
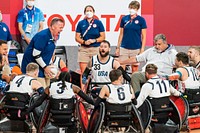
[21,18,64,88]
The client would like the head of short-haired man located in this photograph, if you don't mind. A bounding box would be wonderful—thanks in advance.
[187,46,200,66]
[26,62,39,78]
[0,40,8,55]
[145,64,158,79]
[109,69,123,84]
[154,34,169,53]
[175,52,189,68]
[49,18,65,41]
[99,40,111,58]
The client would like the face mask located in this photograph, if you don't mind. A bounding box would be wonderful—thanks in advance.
[129,9,137,15]
[85,11,94,18]
[0,12,2,22]
[27,1,35,7]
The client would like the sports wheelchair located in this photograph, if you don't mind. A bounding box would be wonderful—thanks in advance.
[0,92,33,132]
[88,102,144,133]
[36,97,88,133]
[0,92,47,132]
[147,97,182,133]
[182,88,200,130]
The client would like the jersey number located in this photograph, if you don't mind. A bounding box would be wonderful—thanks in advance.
[94,64,100,70]
[15,76,25,87]
[56,83,64,94]
[117,87,125,100]
[156,80,167,94]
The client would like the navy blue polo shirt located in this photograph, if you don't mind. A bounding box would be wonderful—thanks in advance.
[21,28,55,77]
[0,22,12,41]
[120,15,147,50]
[76,19,105,47]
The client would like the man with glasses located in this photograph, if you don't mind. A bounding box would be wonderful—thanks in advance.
[119,34,177,93]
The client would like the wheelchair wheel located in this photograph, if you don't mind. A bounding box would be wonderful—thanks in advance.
[29,93,48,128]
[88,102,105,133]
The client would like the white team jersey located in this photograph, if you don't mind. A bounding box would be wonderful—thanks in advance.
[136,76,180,108]
[53,56,61,70]
[106,84,132,104]
[136,44,177,75]
[49,81,75,99]
[178,66,200,92]
[9,75,35,95]
[91,55,114,83]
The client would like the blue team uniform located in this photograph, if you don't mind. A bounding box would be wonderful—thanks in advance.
[17,6,44,39]
[0,22,12,41]
[21,28,55,77]
[120,15,147,50]
[76,19,105,47]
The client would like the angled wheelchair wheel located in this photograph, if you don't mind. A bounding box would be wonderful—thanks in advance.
[132,105,145,133]
[169,99,182,130]
[76,100,88,133]
[138,99,152,130]
[37,100,50,133]
[29,93,47,128]
[170,96,189,125]
[88,102,105,133]
[0,95,6,120]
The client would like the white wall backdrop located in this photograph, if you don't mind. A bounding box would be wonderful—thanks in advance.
[32,0,141,46]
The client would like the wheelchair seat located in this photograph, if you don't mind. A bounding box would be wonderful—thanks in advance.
[37,97,88,133]
[3,92,30,120]
[148,97,182,132]
[105,102,133,127]
[0,92,32,132]
[184,88,200,116]
[49,97,76,127]
[88,102,144,133]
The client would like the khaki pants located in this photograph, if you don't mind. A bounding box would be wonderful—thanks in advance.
[131,71,147,93]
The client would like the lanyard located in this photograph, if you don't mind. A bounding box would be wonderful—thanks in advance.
[25,7,35,23]
[124,15,137,28]
[82,19,94,38]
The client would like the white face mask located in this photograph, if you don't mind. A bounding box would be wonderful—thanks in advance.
[27,1,35,7]
[129,9,137,15]
[85,11,94,18]
[0,12,2,22]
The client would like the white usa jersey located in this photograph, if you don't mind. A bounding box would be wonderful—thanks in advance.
[49,81,75,99]
[178,66,200,92]
[136,76,180,108]
[91,55,114,83]
[9,75,35,95]
[106,84,132,104]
